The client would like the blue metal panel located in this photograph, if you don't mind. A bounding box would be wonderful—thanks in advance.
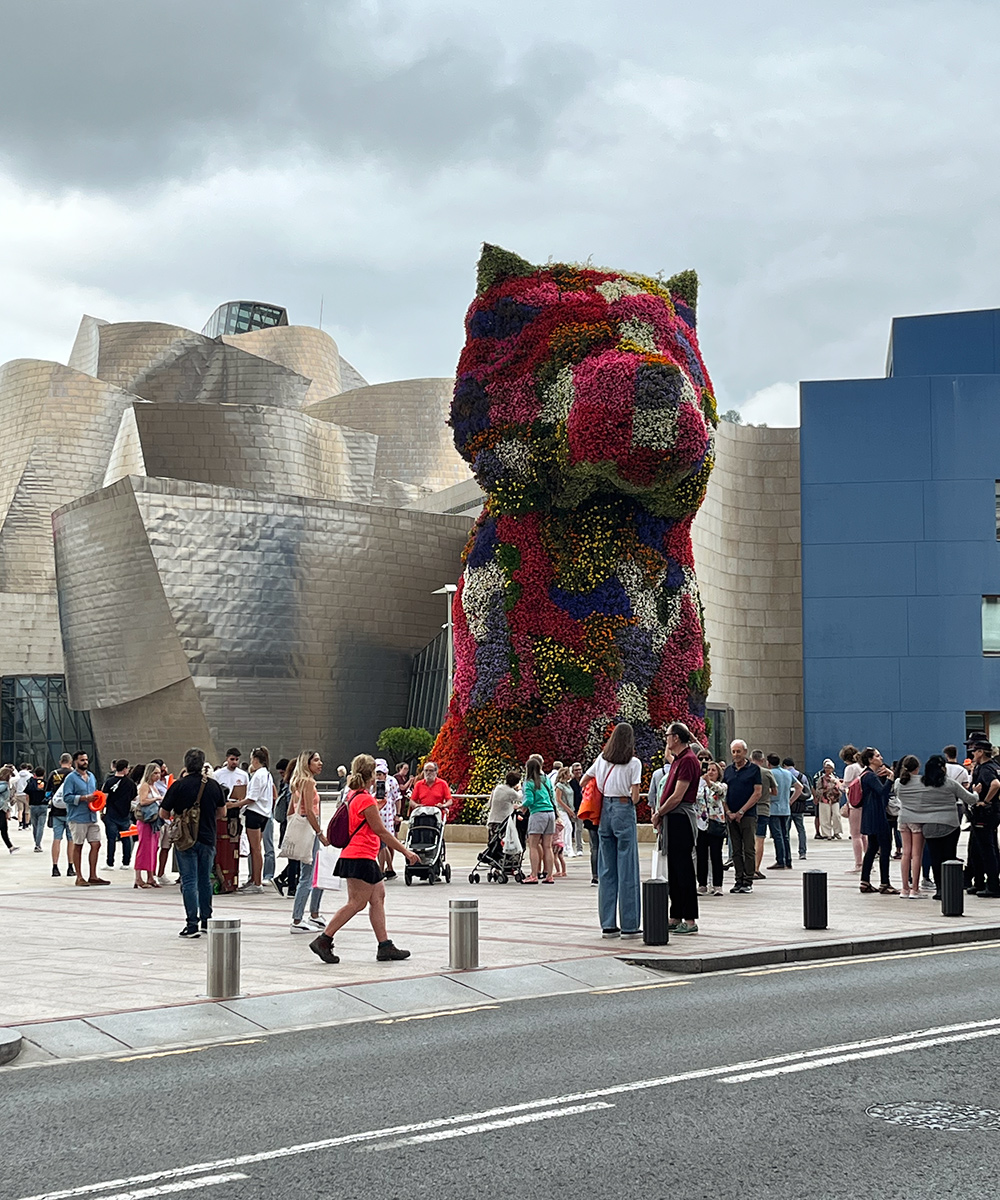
[921,481,993,542]
[800,377,930,484]
[912,540,1000,596]
[805,597,909,657]
[805,657,900,712]
[801,482,924,545]
[889,710,967,760]
[898,656,989,712]
[802,542,916,598]
[929,375,1000,481]
[889,310,996,377]
[906,595,981,657]
[804,711,893,770]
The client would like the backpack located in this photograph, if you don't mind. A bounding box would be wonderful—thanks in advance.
[847,777,863,808]
[326,790,367,849]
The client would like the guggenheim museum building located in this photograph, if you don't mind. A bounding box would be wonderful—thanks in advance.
[1,295,996,774]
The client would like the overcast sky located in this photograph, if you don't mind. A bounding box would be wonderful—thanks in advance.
[2,0,999,425]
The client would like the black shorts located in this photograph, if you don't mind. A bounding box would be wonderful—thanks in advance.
[244,810,269,831]
[334,857,383,885]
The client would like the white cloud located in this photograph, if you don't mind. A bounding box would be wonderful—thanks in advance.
[739,382,799,427]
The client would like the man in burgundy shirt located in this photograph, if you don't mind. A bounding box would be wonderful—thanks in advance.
[652,722,702,934]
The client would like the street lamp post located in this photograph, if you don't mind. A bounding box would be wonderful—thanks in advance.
[432,583,458,696]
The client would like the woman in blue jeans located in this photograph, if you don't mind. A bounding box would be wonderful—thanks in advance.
[581,722,643,939]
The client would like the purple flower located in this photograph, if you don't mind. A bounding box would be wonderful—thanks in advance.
[616,625,656,689]
[467,518,498,569]
[550,577,631,620]
[469,299,541,341]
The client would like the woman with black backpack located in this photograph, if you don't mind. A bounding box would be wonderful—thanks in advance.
[310,754,418,965]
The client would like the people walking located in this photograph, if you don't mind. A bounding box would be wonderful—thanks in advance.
[374,758,403,879]
[841,744,866,871]
[309,754,418,964]
[159,748,227,937]
[723,741,762,893]
[26,767,48,852]
[858,747,898,894]
[289,750,329,934]
[652,722,701,934]
[816,760,844,840]
[581,721,643,938]
[0,767,16,852]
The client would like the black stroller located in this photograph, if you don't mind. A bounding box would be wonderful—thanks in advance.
[469,811,526,884]
[404,806,452,886]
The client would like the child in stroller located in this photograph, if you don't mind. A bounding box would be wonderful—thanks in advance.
[470,771,525,884]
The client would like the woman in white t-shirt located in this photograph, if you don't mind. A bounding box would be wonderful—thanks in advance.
[580,722,643,939]
[239,746,275,893]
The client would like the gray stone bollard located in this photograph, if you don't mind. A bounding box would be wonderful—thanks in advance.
[449,898,479,970]
[206,917,241,998]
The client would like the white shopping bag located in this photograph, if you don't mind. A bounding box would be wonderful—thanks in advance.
[649,826,668,880]
[501,813,522,856]
[313,844,344,891]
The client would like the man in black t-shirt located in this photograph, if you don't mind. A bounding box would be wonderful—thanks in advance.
[103,760,138,870]
[160,748,227,938]
[969,740,1000,898]
[46,754,75,877]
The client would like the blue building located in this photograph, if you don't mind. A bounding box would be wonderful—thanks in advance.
[801,307,1000,772]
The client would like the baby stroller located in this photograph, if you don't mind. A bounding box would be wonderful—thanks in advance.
[470,812,525,884]
[404,805,452,886]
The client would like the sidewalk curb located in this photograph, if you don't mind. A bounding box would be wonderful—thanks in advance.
[620,923,1000,973]
[0,1029,23,1065]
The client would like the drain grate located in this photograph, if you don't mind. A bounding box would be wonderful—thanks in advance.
[867,1101,1000,1131]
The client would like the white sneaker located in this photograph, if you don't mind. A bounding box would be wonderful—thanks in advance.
[307,916,326,930]
[711,886,723,896]
[119,864,130,870]
[241,883,264,895]
[289,921,311,934]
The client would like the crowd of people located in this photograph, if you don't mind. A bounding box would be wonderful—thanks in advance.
[5,724,998,954]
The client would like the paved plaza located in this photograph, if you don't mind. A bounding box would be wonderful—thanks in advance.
[3,822,999,1064]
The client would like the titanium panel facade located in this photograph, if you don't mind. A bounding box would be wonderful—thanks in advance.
[220,326,343,404]
[55,476,472,769]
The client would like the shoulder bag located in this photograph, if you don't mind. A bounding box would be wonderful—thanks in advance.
[578,761,613,826]
[279,788,318,863]
[165,777,207,852]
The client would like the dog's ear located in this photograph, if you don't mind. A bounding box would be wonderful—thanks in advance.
[665,269,698,324]
[476,243,536,296]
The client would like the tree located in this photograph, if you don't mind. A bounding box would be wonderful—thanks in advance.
[719,409,744,424]
[376,726,434,768]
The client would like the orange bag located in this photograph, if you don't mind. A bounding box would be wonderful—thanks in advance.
[578,778,603,824]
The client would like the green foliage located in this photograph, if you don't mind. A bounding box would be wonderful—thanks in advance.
[376,726,434,766]
[719,409,744,424]
[665,268,698,311]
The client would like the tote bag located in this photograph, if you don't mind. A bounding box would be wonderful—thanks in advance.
[278,813,316,863]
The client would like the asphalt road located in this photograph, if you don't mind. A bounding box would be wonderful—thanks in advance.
[5,944,1000,1200]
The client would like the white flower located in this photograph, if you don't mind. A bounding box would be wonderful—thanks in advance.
[616,682,650,723]
[618,318,659,354]
[462,560,507,642]
[539,364,574,423]
[494,438,531,472]
[596,277,645,303]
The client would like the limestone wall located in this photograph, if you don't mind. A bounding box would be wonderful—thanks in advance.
[692,423,803,761]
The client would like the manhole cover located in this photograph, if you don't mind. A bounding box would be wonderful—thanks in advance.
[867,1102,1000,1131]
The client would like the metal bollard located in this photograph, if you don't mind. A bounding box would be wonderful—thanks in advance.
[940,859,964,917]
[449,898,479,970]
[803,870,828,930]
[206,917,241,999]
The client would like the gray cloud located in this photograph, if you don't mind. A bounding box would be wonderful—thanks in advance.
[0,0,596,189]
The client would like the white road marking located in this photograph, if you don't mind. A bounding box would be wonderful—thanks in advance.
[19,1016,1000,1200]
[376,1005,499,1024]
[115,1042,261,1062]
[93,1175,247,1200]
[366,1102,614,1150]
[740,940,1000,976]
[722,1025,1000,1082]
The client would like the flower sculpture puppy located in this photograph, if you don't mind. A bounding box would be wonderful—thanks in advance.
[431,245,717,807]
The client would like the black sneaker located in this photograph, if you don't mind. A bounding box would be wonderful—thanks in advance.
[730,884,745,893]
[310,934,340,964]
[384,870,397,880]
[51,864,60,877]
[376,940,411,961]
[67,864,76,877]
[179,926,200,938]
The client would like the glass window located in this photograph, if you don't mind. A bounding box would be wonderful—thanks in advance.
[1,676,97,775]
[983,597,1000,655]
